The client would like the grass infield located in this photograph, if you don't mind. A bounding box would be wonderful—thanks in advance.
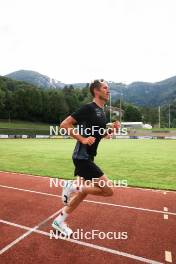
[0,139,175,190]
[0,119,51,135]
[0,119,50,129]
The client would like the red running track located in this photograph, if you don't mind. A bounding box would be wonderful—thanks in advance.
[0,171,176,264]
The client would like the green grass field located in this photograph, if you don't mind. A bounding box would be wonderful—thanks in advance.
[0,139,176,190]
[0,119,51,129]
[0,119,52,135]
[0,119,176,135]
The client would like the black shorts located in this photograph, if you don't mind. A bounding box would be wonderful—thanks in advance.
[73,158,104,181]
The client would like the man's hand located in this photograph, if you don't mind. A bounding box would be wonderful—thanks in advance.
[105,134,112,139]
[106,120,121,134]
[104,120,121,139]
[81,136,96,146]
[112,120,121,129]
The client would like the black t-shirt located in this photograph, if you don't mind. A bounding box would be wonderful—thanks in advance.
[71,102,107,159]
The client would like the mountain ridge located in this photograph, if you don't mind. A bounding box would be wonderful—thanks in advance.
[5,70,176,107]
[6,70,65,89]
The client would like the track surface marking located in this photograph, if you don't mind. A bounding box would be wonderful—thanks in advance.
[0,171,175,264]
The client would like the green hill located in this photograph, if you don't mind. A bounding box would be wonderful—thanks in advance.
[5,70,176,106]
[6,70,65,89]
[109,76,176,106]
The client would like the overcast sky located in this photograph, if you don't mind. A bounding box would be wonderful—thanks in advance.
[0,0,176,84]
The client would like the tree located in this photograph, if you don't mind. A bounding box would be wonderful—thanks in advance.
[42,89,69,123]
[124,105,142,122]
[0,88,5,117]
[63,86,81,113]
[141,107,158,126]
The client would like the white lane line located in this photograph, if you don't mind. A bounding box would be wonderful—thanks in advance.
[84,200,176,216]
[165,251,172,263]
[0,170,175,193]
[0,210,61,255]
[163,207,169,220]
[0,171,51,179]
[1,184,176,217]
[164,214,168,220]
[0,219,163,264]
[0,184,59,197]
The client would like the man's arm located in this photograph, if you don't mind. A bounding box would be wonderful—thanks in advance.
[60,116,95,146]
[103,120,121,138]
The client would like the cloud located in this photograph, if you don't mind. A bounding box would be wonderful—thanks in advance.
[0,0,176,83]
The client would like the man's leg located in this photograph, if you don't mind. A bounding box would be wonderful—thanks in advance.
[54,176,87,217]
[52,177,86,235]
[64,175,113,214]
[64,191,87,213]
[52,175,113,235]
[81,175,114,197]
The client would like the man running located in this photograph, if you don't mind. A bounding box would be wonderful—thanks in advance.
[52,79,120,236]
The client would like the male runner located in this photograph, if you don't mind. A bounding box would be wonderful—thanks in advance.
[52,79,120,236]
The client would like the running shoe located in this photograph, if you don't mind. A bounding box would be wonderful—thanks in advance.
[52,221,73,237]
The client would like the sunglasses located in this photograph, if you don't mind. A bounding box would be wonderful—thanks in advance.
[90,79,105,84]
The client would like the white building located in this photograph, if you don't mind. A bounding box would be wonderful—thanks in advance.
[121,122,152,129]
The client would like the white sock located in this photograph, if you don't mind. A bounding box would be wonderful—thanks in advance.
[70,178,84,193]
[71,182,83,193]
[54,209,68,224]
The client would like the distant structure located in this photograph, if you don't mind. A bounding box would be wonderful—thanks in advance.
[107,122,152,129]
[106,106,124,117]
[121,122,152,129]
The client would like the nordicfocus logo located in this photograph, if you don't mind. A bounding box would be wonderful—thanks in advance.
[50,229,128,240]
[50,125,127,136]
[49,178,128,188]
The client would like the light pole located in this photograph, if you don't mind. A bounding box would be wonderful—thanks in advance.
[119,91,122,123]
[169,104,171,128]
[109,92,112,123]
[115,87,123,123]
[158,106,161,128]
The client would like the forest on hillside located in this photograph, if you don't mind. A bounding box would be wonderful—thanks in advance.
[0,76,176,127]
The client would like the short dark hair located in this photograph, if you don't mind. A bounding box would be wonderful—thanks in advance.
[89,79,105,97]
